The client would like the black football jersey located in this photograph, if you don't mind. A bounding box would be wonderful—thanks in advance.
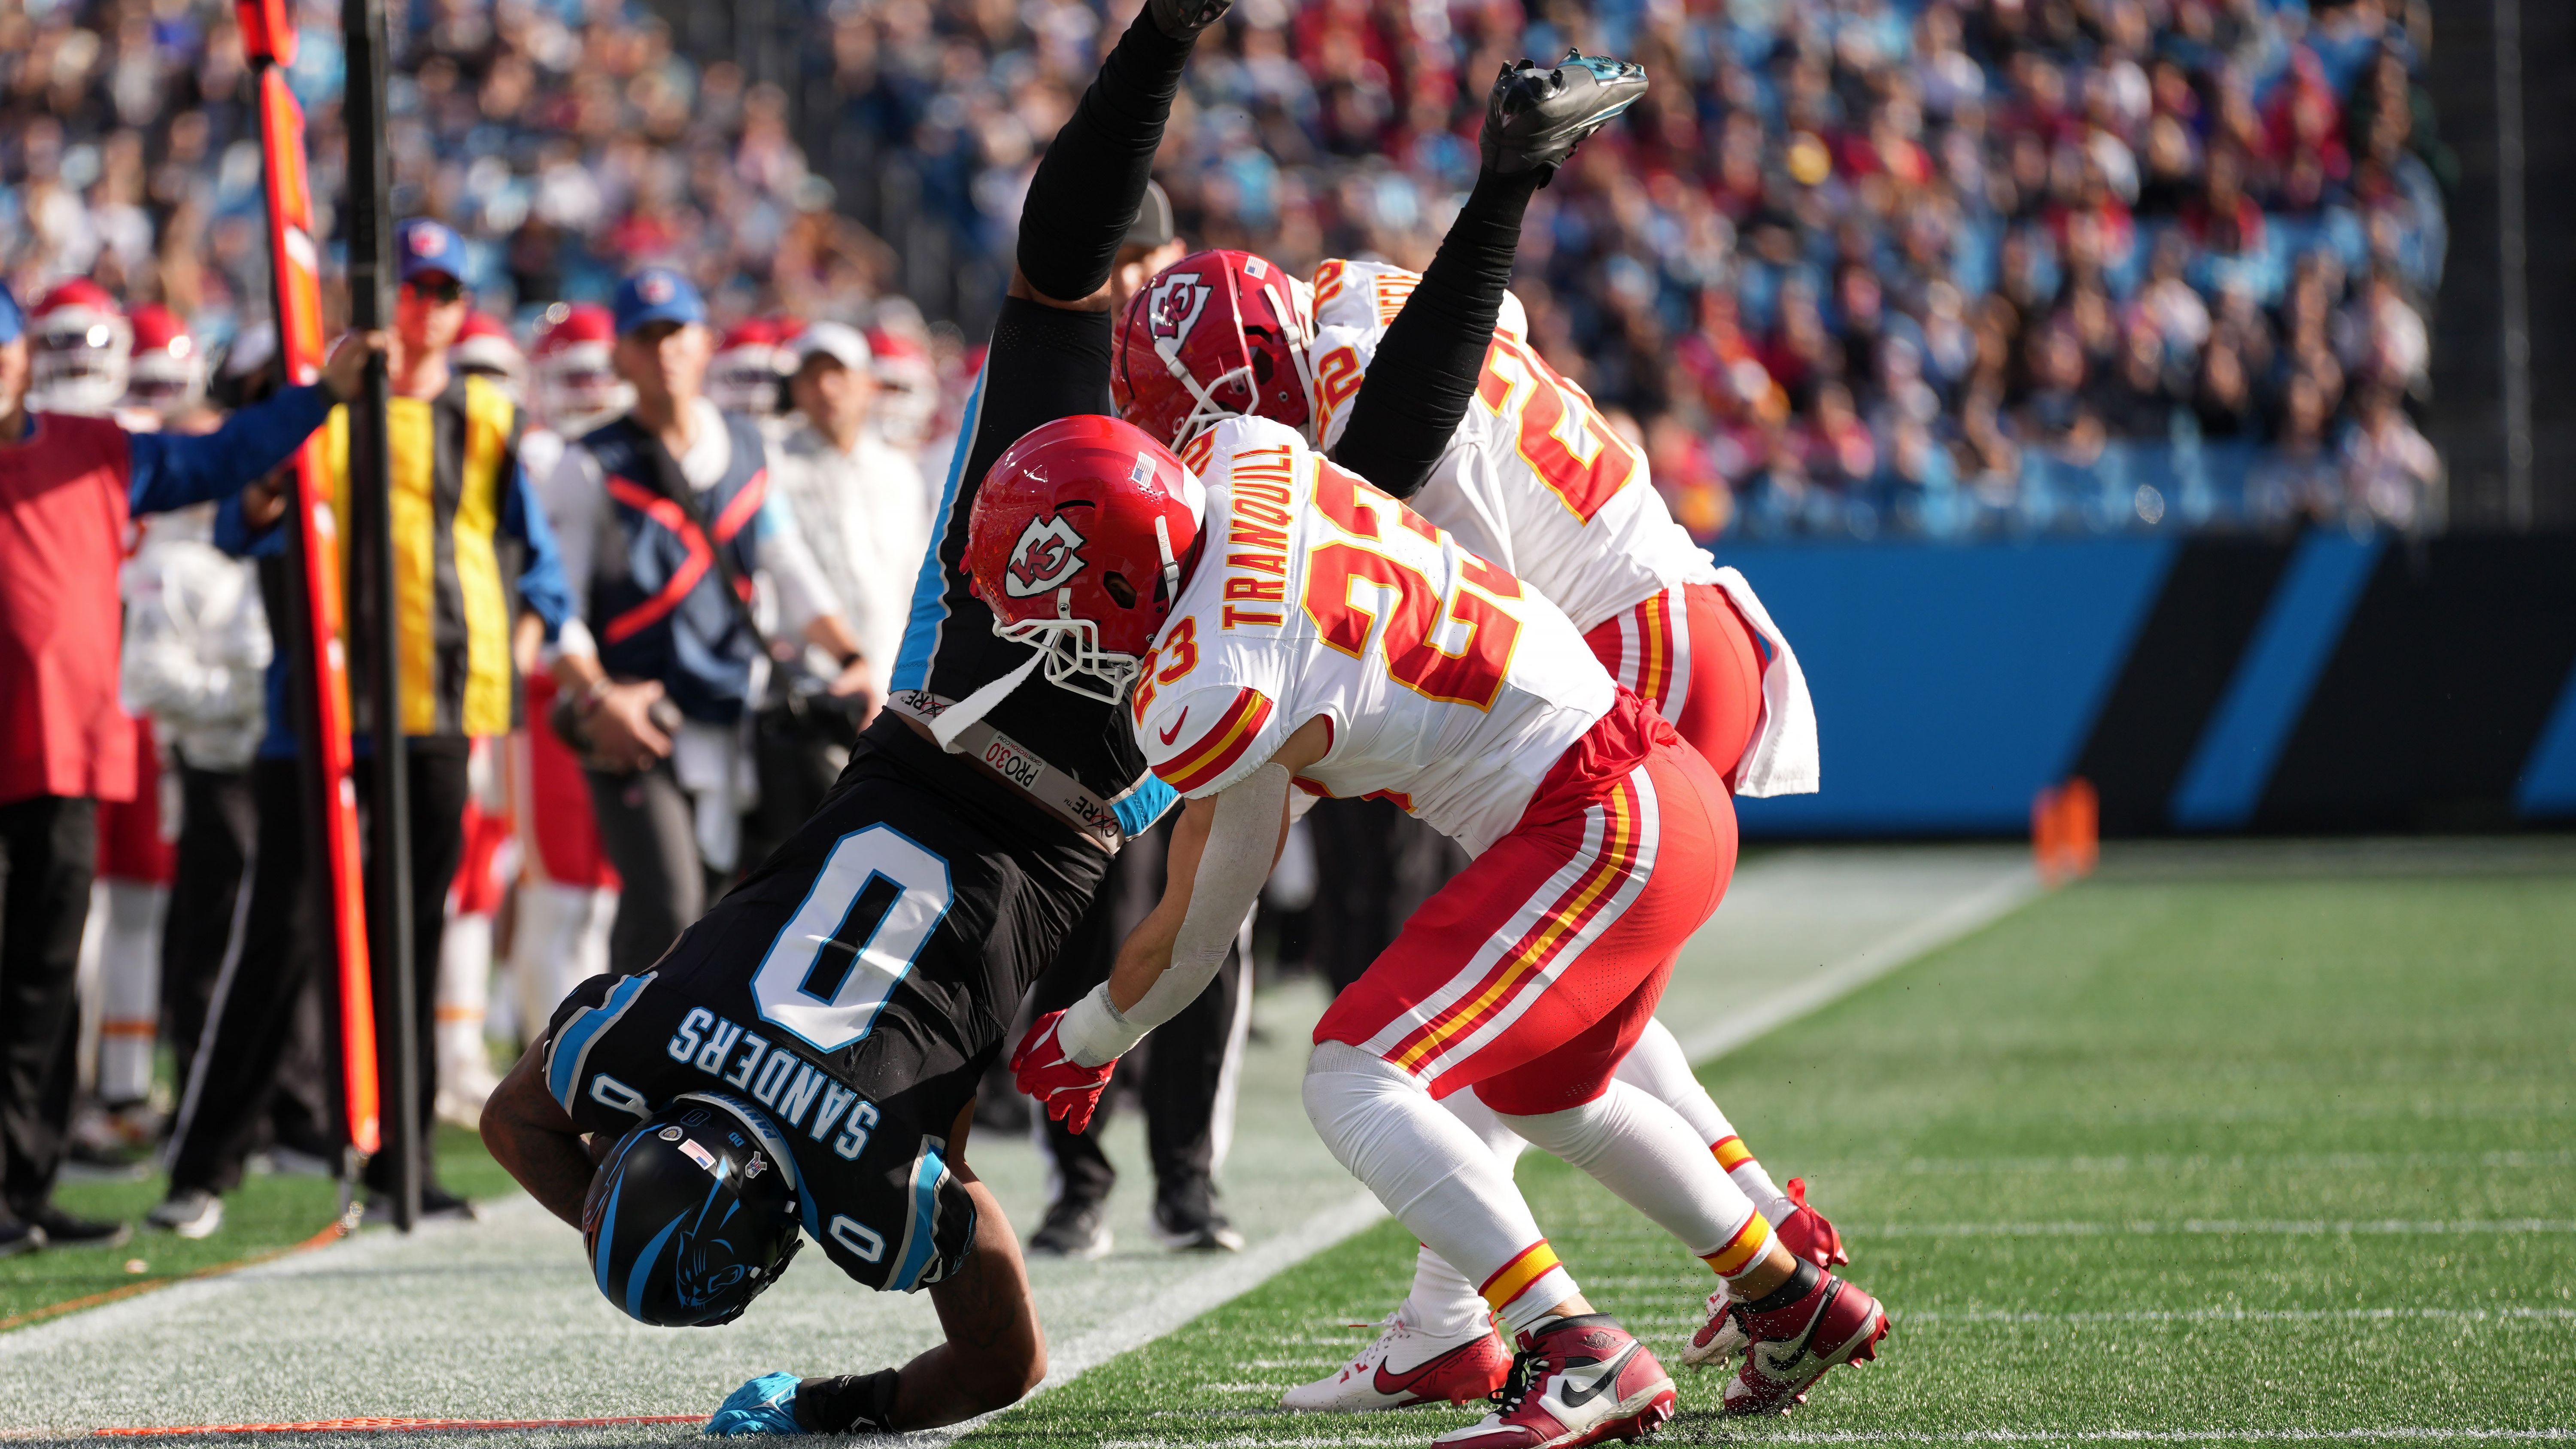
[884,299,1171,830]
[541,720,1108,1291]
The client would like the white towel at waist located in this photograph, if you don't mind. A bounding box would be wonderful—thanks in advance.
[1710,566,1819,798]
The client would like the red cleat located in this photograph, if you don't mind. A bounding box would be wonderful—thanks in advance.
[1282,1319,1513,1412]
[1719,1271,1888,1417]
[1773,1179,1848,1268]
[1433,1315,1675,1449]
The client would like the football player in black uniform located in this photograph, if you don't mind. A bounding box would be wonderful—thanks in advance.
[477,0,1234,1433]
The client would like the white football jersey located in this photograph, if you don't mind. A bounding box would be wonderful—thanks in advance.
[1305,258,1720,635]
[1134,416,1612,856]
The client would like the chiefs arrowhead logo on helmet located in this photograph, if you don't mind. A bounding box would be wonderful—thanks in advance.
[1145,272,1212,343]
[1005,514,1088,598]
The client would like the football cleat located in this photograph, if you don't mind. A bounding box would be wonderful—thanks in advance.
[1719,1272,1889,1417]
[706,1372,804,1436]
[1026,1197,1114,1261]
[1681,1283,1747,1368]
[1482,52,1649,179]
[1281,1317,1511,1412]
[1433,1315,1674,1449]
[1775,1178,1849,1268]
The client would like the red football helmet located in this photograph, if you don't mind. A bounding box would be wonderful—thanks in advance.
[1111,249,1316,448]
[709,316,787,414]
[453,311,526,395]
[31,279,132,415]
[964,415,1206,705]
[532,302,625,431]
[123,304,204,418]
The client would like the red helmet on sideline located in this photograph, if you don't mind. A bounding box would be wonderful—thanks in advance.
[453,311,526,392]
[31,279,132,415]
[1111,249,1316,448]
[124,304,204,417]
[533,303,624,430]
[710,317,787,414]
[964,415,1206,705]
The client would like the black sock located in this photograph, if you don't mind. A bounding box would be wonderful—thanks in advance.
[1738,1259,1823,1315]
[794,1368,903,1434]
[1327,165,1546,499]
[1013,12,1194,303]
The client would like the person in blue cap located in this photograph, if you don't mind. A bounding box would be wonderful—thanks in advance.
[154,219,578,1235]
[0,278,380,1256]
[536,264,870,976]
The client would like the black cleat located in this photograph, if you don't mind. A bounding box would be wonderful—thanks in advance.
[1482,51,1649,180]
[1147,0,1232,42]
[1149,1181,1245,1253]
[26,1206,132,1250]
[1027,1197,1114,1260]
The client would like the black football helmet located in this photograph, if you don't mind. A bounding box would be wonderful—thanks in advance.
[583,1091,807,1327]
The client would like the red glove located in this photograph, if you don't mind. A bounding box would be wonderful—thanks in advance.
[1776,1176,1849,1267]
[1011,1010,1117,1135]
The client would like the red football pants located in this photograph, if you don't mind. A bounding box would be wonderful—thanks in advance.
[1582,582,1765,793]
[1313,692,1738,1115]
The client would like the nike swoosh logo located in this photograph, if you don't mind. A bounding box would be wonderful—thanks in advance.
[1369,1340,1485,1402]
[1158,710,1188,746]
[1555,1344,1637,1409]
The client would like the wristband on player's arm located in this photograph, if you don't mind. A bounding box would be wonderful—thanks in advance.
[1327,166,1546,500]
[1058,763,1291,1065]
[793,1369,902,1434]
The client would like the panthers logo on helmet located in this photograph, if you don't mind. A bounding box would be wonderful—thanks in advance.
[1145,272,1212,343]
[1005,514,1088,598]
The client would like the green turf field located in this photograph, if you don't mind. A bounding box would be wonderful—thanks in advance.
[0,1124,516,1329]
[966,867,2576,1446]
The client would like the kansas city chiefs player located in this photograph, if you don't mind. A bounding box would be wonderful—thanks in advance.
[1111,56,1847,1414]
[977,406,1889,1441]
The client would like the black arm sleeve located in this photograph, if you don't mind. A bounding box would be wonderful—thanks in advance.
[1326,167,1546,499]
[1013,11,1194,304]
[958,298,1116,494]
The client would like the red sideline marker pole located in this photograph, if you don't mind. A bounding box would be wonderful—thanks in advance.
[236,0,380,1164]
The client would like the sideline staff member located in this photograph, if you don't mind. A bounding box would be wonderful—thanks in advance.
[542,268,869,974]
[0,281,379,1255]
[162,220,572,1233]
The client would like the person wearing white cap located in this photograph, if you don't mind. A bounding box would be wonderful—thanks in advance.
[747,322,930,838]
[773,323,928,695]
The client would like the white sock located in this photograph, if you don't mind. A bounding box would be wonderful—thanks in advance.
[97,881,167,1105]
[1493,1080,1768,1269]
[1397,1091,1526,1340]
[437,912,496,1099]
[1305,1042,1576,1336]
[1615,1017,1795,1225]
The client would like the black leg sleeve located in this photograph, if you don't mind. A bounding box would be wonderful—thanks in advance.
[1014,11,1196,304]
[1027,869,1124,1206]
[1327,167,1547,499]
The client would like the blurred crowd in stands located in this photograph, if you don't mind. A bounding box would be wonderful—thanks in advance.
[0,0,2451,542]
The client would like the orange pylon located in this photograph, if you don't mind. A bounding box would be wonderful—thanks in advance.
[2032,777,2099,884]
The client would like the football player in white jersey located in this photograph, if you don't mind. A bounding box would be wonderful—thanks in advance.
[973,403,1889,1443]
[1109,59,1846,1413]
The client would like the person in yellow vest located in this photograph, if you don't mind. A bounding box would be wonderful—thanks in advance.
[153,219,572,1234]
